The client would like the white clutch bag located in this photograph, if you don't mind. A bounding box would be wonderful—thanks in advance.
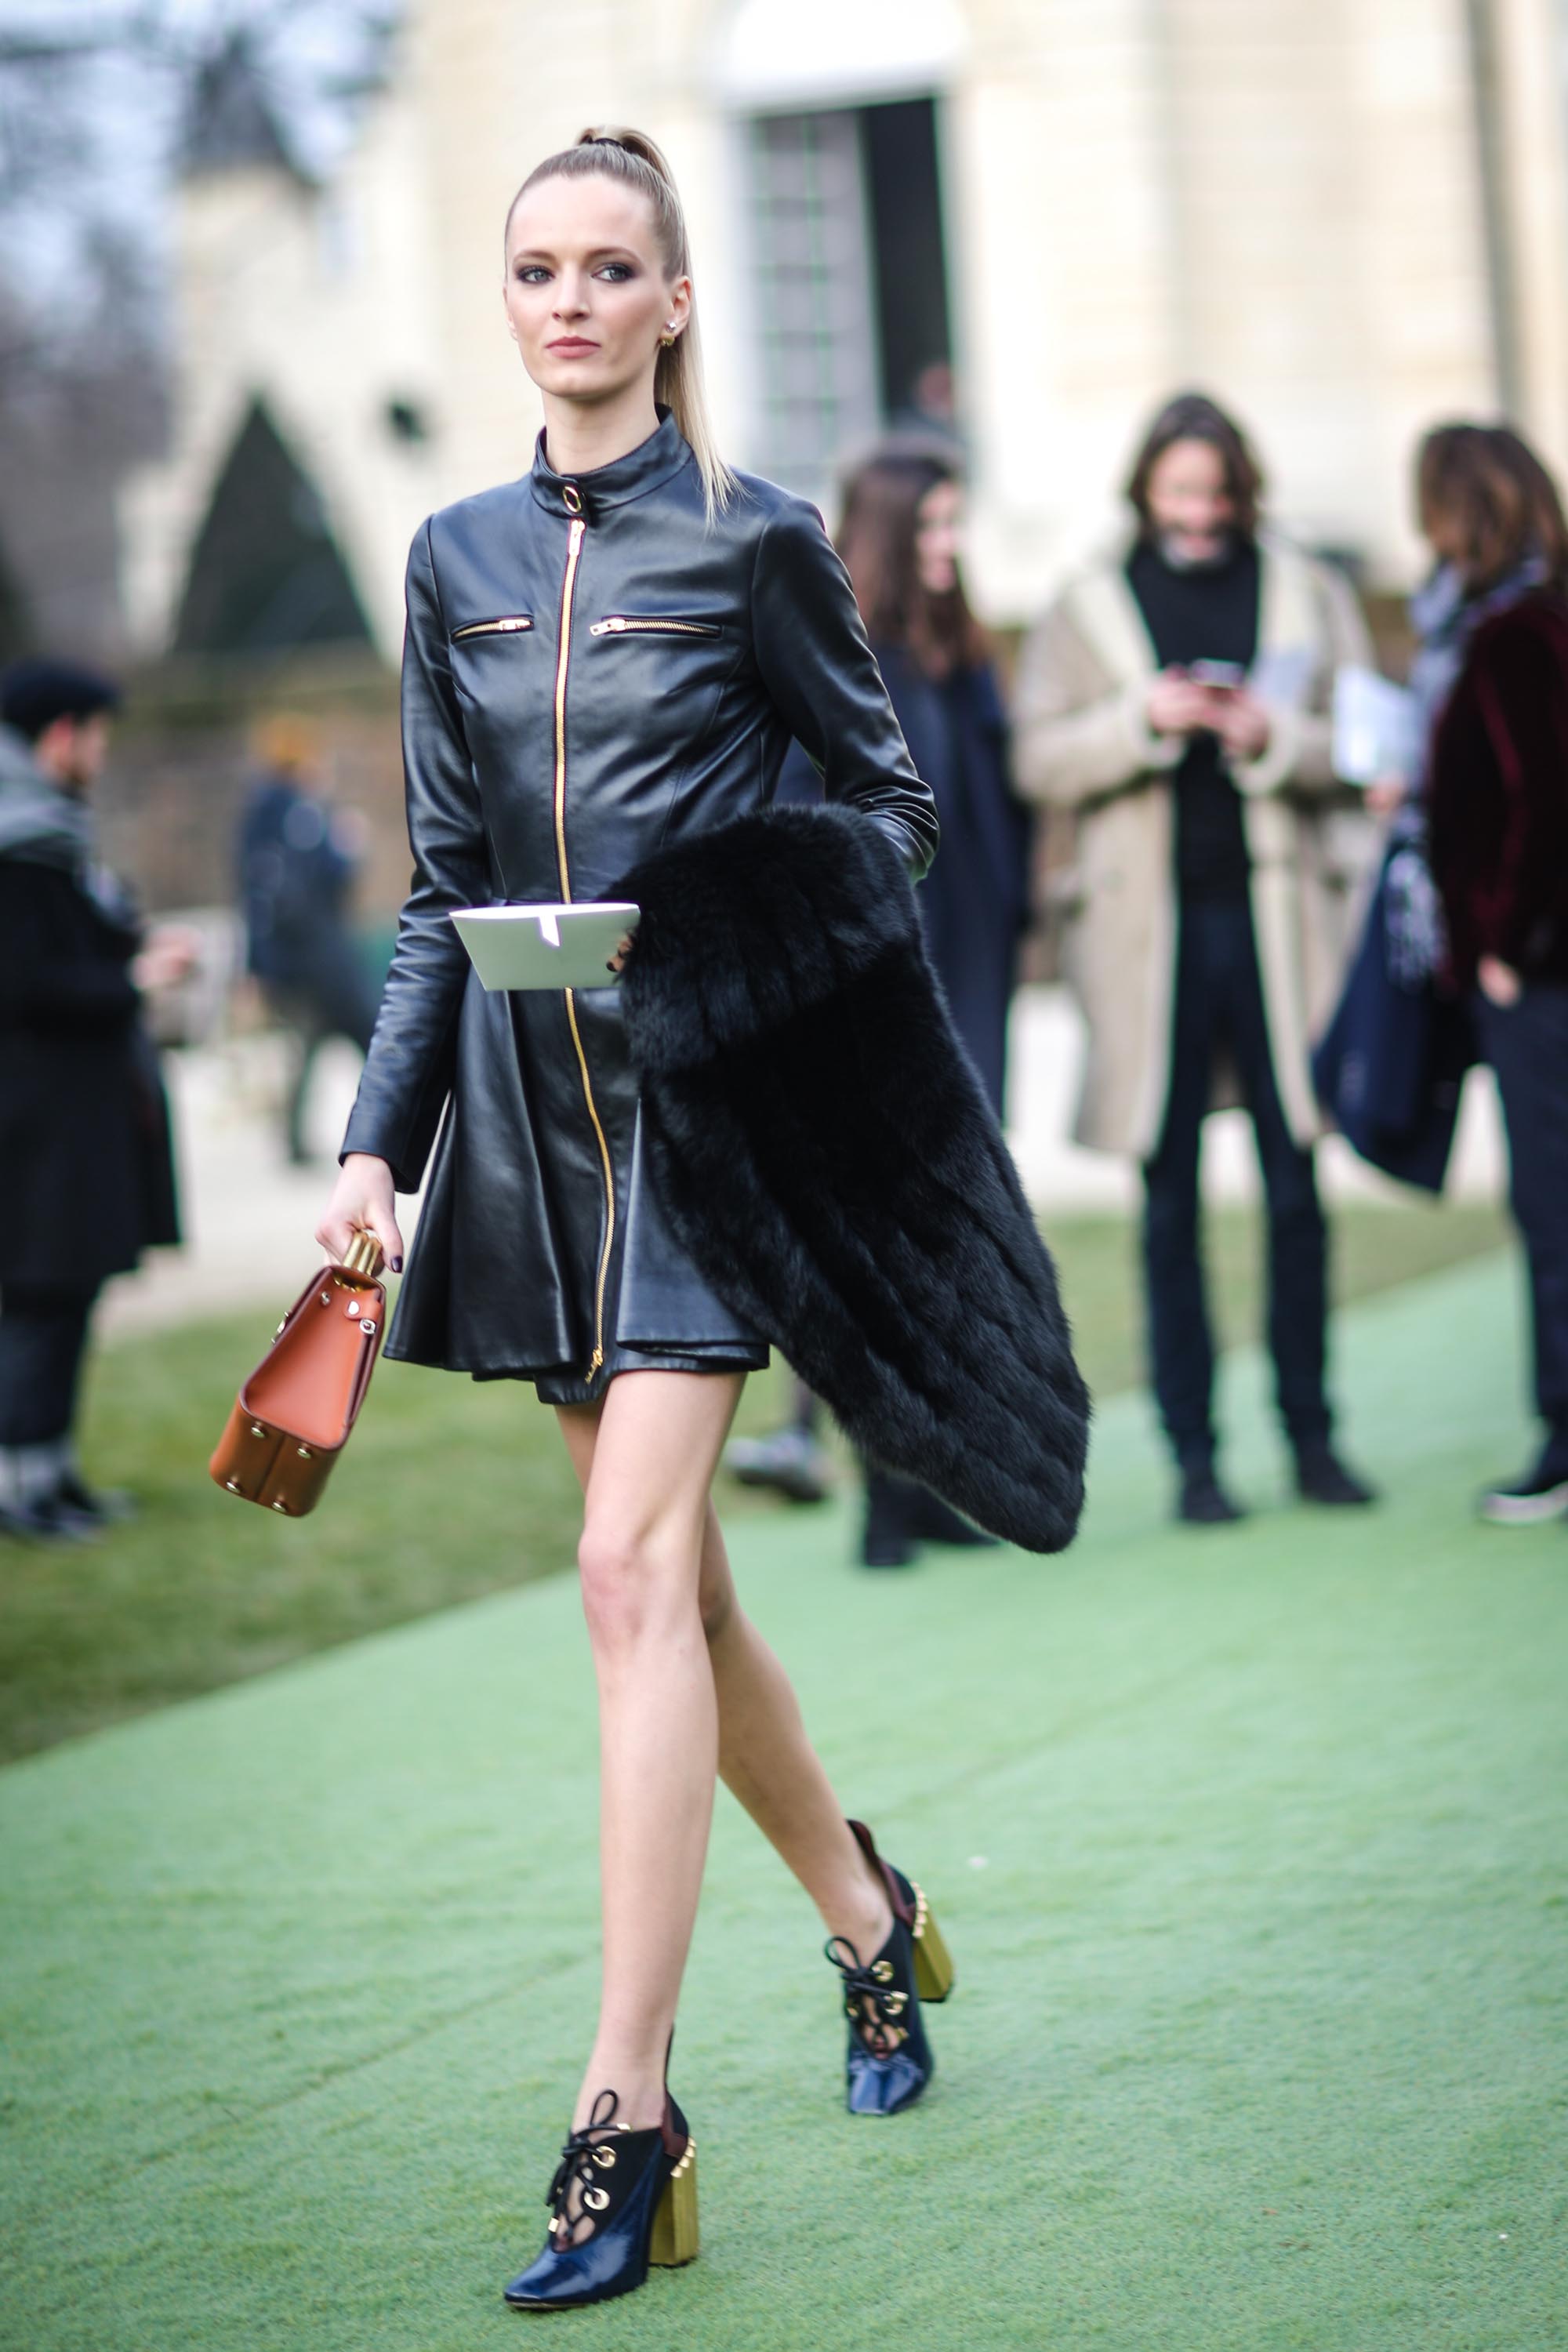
[449,901,641,992]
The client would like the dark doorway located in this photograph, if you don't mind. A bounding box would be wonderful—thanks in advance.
[0,531,31,661]
[862,97,953,425]
[174,399,372,656]
[746,91,956,491]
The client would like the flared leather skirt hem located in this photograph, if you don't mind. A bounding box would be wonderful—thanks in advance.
[383,1330,768,1404]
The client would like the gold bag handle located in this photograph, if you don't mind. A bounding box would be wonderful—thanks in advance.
[339,1229,386,1281]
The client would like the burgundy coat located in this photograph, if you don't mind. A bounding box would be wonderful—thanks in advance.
[1428,590,1568,987]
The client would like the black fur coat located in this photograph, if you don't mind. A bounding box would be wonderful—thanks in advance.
[616,804,1090,1553]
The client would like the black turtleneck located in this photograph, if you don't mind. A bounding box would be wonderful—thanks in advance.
[1126,537,1260,900]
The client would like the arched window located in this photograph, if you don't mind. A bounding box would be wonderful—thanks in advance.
[174,398,372,656]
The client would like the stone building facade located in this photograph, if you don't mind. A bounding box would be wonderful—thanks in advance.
[122,0,1568,658]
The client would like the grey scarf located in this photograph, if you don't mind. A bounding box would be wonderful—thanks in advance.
[0,723,92,872]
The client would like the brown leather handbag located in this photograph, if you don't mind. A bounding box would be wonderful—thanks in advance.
[209,1231,387,1516]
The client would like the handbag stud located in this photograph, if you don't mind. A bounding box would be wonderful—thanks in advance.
[250,1423,265,1438]
[360,1319,377,1336]
[271,1499,289,1512]
[296,1446,313,1460]
[225,1478,242,1493]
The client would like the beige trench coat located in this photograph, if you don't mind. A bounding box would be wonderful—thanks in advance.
[1013,532,1374,1159]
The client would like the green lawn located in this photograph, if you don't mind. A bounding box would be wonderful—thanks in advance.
[0,1202,1507,1762]
[2,1252,1563,2351]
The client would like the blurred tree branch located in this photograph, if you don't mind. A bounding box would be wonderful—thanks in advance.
[0,0,398,654]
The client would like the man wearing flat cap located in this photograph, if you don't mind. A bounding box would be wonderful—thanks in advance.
[0,659,189,1539]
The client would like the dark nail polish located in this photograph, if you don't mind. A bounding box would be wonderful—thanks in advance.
[390,1256,403,1273]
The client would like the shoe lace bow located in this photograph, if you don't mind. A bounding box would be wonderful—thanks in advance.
[545,2089,625,2237]
[825,1934,911,2056]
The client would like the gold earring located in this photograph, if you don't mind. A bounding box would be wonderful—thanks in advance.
[659,325,677,349]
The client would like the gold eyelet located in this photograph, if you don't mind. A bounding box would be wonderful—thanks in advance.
[582,2184,610,2212]
[592,2146,616,2169]
[872,1959,895,1984]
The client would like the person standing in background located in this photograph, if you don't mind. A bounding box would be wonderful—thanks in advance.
[1420,424,1568,1525]
[237,715,378,1164]
[0,659,187,1541]
[1014,392,1376,1525]
[731,442,1033,1566]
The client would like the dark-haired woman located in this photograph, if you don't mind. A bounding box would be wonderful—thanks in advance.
[1420,423,1568,1524]
[1014,392,1376,1524]
[769,444,1033,1566]
[314,130,952,2313]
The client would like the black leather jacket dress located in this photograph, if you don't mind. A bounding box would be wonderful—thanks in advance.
[343,412,939,1402]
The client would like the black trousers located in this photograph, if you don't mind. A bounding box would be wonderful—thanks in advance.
[1472,982,1568,1440]
[263,967,376,1163]
[1142,898,1331,1468]
[0,1283,100,1447]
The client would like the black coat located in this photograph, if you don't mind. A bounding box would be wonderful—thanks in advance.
[617,804,1089,1553]
[779,646,1031,1112]
[343,412,939,1398]
[0,855,180,1291]
[1428,591,1568,985]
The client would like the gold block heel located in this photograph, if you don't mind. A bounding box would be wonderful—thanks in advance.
[648,2138,699,2268]
[910,1884,956,2002]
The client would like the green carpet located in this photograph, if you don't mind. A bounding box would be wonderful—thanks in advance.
[2,1253,1564,2350]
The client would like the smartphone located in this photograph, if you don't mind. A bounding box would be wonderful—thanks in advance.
[1189,660,1247,693]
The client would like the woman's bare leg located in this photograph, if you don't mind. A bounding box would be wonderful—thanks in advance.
[555,1370,742,2134]
[558,1400,893,1999]
[698,1508,892,1956]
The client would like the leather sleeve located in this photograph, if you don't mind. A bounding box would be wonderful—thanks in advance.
[339,521,488,1192]
[750,499,939,877]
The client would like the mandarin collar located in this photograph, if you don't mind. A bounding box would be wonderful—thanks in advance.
[529,408,691,521]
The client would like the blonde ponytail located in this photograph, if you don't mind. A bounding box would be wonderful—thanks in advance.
[509,127,736,523]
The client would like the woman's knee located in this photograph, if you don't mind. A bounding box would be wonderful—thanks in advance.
[577,1518,692,1651]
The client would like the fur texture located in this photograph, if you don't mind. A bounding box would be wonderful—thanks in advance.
[616,804,1090,1552]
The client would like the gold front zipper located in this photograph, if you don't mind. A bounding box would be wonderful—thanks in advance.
[452,615,534,640]
[552,513,616,1383]
[588,615,720,637]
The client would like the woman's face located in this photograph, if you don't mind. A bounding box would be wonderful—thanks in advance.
[1421,499,1472,575]
[915,477,964,596]
[1144,437,1236,562]
[503,173,689,408]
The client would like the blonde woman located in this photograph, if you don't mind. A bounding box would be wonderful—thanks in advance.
[315,131,951,2312]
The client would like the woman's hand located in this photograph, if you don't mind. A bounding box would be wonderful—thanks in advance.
[131,926,201,993]
[605,932,636,977]
[1364,773,1408,821]
[1146,668,1218,738]
[1478,955,1523,1008]
[1212,690,1272,762]
[315,1152,405,1272]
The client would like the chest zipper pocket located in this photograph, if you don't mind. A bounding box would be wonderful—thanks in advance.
[451,615,534,641]
[588,615,721,638]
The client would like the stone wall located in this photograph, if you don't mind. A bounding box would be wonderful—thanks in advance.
[96,652,405,920]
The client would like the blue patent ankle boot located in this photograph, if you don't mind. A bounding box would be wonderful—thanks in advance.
[826,1819,956,2118]
[503,2086,698,2313]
